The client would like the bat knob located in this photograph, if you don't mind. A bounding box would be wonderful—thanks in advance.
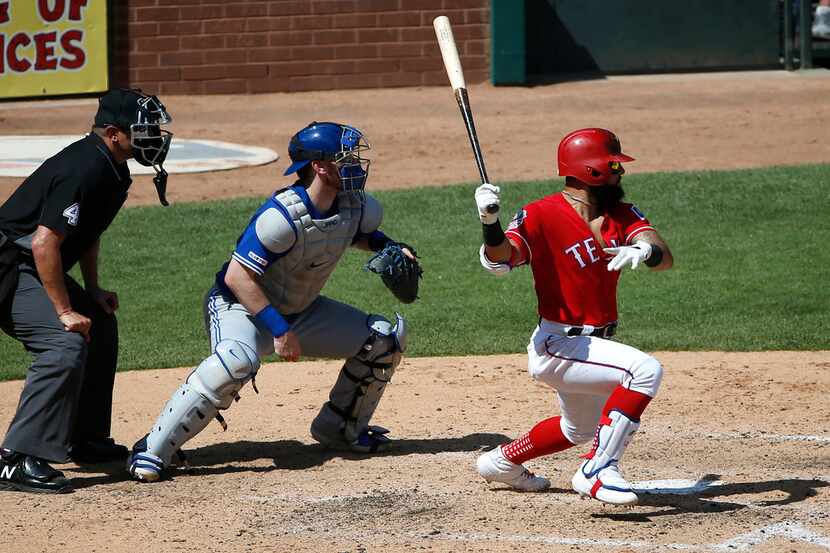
[485,204,499,215]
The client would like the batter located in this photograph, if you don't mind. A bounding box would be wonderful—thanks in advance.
[474,128,674,506]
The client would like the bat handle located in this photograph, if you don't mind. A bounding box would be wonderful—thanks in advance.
[486,204,499,215]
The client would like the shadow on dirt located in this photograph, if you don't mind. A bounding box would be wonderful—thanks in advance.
[185,432,511,475]
[65,461,132,490]
[64,433,510,488]
[592,473,829,522]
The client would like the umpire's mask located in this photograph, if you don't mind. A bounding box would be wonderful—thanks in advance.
[131,95,173,168]
[131,95,173,206]
[95,89,174,206]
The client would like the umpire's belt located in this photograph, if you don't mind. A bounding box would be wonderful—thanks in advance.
[539,318,617,339]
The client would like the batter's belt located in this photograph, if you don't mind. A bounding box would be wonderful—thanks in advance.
[539,318,618,339]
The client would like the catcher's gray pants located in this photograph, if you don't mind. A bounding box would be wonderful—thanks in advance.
[204,286,372,363]
[0,262,119,462]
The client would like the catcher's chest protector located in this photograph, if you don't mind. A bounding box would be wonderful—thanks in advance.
[259,188,362,314]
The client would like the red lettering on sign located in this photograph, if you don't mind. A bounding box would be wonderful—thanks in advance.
[59,29,84,69]
[8,33,32,72]
[0,2,10,25]
[38,0,65,23]
[1,29,88,75]
[34,31,58,70]
[68,0,88,21]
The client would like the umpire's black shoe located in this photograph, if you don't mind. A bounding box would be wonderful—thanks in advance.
[69,438,129,464]
[0,449,73,494]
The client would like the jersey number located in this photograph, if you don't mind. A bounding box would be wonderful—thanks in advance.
[63,203,80,226]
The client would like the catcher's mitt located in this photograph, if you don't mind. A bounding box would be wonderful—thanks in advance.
[365,242,423,304]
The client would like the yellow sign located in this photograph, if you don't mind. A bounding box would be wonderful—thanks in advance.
[0,0,108,99]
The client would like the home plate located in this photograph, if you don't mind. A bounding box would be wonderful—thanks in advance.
[0,135,279,177]
[632,477,724,495]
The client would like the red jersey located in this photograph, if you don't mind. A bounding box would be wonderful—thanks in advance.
[505,192,654,326]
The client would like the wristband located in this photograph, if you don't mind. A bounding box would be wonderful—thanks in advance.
[482,221,505,247]
[367,230,392,252]
[255,305,290,337]
[644,244,663,267]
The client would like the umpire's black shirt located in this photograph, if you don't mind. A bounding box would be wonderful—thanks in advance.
[0,133,131,272]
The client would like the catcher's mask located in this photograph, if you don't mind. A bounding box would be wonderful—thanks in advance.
[557,128,633,186]
[283,121,371,202]
[95,89,173,205]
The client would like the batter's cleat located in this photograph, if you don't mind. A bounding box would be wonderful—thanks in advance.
[69,438,129,464]
[476,446,551,492]
[127,436,164,482]
[0,448,73,494]
[571,460,638,506]
[310,423,392,453]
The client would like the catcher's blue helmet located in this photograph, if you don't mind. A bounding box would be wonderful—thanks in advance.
[282,121,367,168]
[283,121,371,198]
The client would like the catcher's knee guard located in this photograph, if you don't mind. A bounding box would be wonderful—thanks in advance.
[311,313,406,452]
[142,339,260,466]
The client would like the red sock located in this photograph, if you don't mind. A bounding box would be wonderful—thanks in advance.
[501,416,575,465]
[602,386,652,421]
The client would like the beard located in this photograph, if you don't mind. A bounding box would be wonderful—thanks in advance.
[590,184,625,211]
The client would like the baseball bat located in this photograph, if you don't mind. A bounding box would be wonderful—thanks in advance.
[433,15,498,215]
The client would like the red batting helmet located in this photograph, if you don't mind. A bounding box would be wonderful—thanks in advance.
[557,128,634,186]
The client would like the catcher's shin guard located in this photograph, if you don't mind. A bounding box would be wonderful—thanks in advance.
[311,314,405,452]
[134,340,260,474]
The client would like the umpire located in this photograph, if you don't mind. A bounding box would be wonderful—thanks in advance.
[0,89,173,493]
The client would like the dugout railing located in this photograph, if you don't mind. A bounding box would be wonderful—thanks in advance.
[783,0,830,69]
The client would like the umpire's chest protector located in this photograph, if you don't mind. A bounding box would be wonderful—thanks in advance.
[259,189,363,314]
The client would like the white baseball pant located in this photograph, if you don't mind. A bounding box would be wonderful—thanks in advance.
[527,319,663,445]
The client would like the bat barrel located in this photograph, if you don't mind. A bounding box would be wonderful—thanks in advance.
[435,15,498,216]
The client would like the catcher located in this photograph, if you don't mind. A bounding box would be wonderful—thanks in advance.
[128,121,422,482]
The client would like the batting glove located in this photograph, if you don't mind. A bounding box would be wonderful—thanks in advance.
[603,241,653,271]
[475,183,500,225]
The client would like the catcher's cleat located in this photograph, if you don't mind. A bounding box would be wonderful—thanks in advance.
[351,425,392,453]
[128,452,163,482]
[476,446,550,492]
[571,459,638,506]
[310,423,392,453]
[127,435,164,482]
[0,449,73,494]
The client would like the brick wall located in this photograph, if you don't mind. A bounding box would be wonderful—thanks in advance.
[109,0,490,95]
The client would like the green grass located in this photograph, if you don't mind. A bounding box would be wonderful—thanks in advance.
[1,164,828,380]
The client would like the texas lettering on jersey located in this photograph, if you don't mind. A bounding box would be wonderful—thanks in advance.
[563,237,620,269]
[505,193,653,326]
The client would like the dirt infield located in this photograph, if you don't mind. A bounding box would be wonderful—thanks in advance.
[1,71,830,552]
[1,352,829,552]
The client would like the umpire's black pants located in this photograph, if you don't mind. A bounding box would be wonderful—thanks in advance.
[0,261,118,462]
